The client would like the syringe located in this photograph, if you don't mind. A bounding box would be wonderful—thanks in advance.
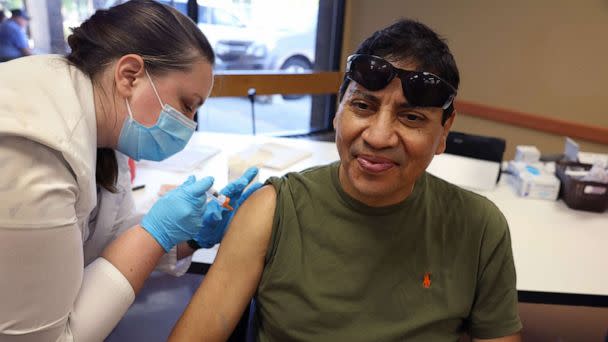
[206,188,233,211]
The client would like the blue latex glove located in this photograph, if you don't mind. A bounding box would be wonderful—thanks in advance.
[195,167,262,248]
[142,175,214,252]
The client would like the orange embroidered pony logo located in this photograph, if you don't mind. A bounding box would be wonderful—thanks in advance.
[422,272,432,288]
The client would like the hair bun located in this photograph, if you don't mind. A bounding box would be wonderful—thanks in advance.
[66,28,82,52]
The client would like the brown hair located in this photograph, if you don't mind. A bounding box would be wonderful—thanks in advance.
[66,0,215,192]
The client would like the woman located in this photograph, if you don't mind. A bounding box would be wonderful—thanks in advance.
[0,1,257,340]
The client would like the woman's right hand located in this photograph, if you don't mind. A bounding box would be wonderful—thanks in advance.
[141,175,214,252]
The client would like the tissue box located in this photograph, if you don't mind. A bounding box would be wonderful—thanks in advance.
[508,161,560,200]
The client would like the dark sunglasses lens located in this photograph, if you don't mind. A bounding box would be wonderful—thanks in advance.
[402,73,454,108]
[349,56,393,91]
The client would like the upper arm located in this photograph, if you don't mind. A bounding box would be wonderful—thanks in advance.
[0,137,136,341]
[0,136,82,339]
[170,185,276,341]
[469,205,522,338]
[0,136,78,228]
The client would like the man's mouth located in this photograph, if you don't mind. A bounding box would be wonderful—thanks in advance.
[356,155,397,173]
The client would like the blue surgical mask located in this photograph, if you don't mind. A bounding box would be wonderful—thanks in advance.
[117,70,197,161]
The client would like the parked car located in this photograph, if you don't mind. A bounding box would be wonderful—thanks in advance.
[265,28,315,73]
[157,1,317,100]
[157,0,268,70]
[264,27,316,99]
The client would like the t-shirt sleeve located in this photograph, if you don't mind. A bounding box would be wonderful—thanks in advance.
[469,201,522,339]
[262,176,285,265]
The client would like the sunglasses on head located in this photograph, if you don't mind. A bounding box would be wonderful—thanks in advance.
[345,54,457,112]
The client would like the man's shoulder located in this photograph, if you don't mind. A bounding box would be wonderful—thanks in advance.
[424,172,507,229]
[0,21,12,36]
[2,20,20,32]
[292,161,336,177]
[267,162,336,187]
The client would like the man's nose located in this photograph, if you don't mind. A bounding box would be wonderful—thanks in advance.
[360,109,399,150]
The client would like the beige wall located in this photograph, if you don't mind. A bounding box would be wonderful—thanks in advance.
[342,0,608,158]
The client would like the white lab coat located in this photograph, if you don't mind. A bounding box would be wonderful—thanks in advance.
[0,55,190,342]
[83,152,192,274]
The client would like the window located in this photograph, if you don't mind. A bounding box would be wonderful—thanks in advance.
[16,0,344,136]
[196,0,344,136]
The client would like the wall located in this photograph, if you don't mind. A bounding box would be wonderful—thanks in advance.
[342,0,608,158]
[341,1,608,340]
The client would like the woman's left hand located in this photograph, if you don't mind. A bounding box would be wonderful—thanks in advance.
[195,167,262,248]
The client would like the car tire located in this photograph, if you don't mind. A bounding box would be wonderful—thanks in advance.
[280,56,312,100]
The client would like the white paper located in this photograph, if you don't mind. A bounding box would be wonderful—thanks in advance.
[578,152,608,168]
[137,145,220,172]
[192,245,219,264]
[231,143,312,170]
[427,153,501,191]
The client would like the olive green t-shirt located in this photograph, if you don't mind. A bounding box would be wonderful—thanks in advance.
[255,162,521,341]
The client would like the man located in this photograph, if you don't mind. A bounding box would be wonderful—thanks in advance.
[170,19,522,342]
[0,9,32,62]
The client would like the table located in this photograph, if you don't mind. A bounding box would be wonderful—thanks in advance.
[132,132,608,307]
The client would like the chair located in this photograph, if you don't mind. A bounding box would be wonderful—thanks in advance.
[444,131,506,183]
[227,298,257,342]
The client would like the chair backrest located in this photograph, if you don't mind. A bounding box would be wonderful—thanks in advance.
[445,131,506,183]
[445,131,506,164]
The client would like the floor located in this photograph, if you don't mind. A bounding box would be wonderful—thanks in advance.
[105,271,204,342]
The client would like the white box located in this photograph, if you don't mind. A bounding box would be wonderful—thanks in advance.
[508,161,560,200]
[514,145,541,163]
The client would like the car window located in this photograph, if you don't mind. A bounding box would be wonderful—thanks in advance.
[211,8,242,27]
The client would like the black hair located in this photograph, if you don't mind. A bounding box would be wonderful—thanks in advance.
[339,18,460,124]
[66,0,215,192]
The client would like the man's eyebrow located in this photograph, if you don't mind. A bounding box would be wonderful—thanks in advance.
[348,88,425,111]
[348,89,380,103]
[396,102,419,110]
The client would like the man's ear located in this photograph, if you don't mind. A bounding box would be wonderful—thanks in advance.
[435,111,456,155]
[114,54,146,99]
